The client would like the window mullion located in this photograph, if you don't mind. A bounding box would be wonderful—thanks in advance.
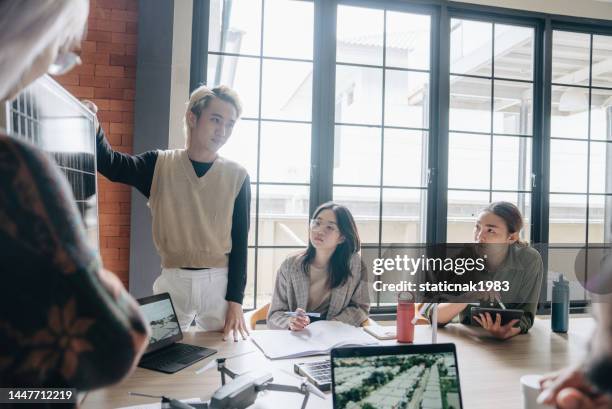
[310,0,337,216]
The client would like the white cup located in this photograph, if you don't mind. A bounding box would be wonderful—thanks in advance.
[521,374,549,409]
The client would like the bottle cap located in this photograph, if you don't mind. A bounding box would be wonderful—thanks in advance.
[398,292,414,302]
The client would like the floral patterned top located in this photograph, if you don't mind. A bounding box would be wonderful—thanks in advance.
[0,135,150,408]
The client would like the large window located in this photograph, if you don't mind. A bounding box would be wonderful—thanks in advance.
[207,0,314,308]
[548,29,612,304]
[195,0,612,311]
[447,19,534,243]
[332,5,431,307]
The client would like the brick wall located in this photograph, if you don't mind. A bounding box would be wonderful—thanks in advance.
[57,0,138,287]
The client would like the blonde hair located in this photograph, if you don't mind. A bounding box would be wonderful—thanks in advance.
[0,0,89,100]
[184,85,242,147]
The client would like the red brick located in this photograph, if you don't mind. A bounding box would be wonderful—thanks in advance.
[64,85,94,99]
[81,51,110,66]
[97,41,125,54]
[81,40,97,53]
[109,54,136,67]
[93,8,111,20]
[99,213,131,226]
[98,110,123,122]
[120,226,131,237]
[112,32,137,45]
[126,22,138,34]
[107,237,130,249]
[57,74,79,86]
[110,122,133,134]
[103,258,129,272]
[120,202,131,214]
[124,67,136,78]
[120,248,130,260]
[109,77,134,89]
[122,134,133,146]
[116,145,133,154]
[98,179,130,191]
[123,89,135,100]
[100,202,120,214]
[110,100,134,112]
[91,98,111,110]
[100,225,121,237]
[95,65,124,78]
[106,191,131,202]
[71,64,95,76]
[87,30,112,43]
[111,9,138,22]
[101,248,119,260]
[122,111,134,123]
[126,0,138,11]
[95,87,124,99]
[94,19,126,33]
[106,133,122,145]
[80,76,110,88]
[125,44,137,55]
[98,0,127,9]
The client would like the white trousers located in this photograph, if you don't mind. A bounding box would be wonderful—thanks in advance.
[152,267,228,332]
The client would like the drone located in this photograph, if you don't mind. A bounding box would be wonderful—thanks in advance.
[130,356,325,409]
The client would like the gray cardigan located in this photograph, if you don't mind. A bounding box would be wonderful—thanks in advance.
[267,252,371,329]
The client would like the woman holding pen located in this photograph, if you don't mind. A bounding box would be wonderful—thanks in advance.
[267,202,370,330]
[423,201,543,340]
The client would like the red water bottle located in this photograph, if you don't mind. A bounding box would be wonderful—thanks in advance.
[397,292,415,343]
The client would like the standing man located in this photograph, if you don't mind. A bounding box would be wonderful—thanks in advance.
[88,85,250,341]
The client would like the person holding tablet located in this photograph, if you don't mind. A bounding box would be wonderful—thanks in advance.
[267,202,370,330]
[425,201,543,340]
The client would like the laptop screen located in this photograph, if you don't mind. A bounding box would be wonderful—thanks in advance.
[331,344,462,409]
[138,293,182,353]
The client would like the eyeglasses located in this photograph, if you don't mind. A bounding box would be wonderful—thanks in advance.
[310,218,339,234]
[48,51,81,76]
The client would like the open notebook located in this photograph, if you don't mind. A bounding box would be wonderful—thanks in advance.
[250,320,378,359]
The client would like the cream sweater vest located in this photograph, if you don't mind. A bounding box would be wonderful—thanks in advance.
[149,149,247,268]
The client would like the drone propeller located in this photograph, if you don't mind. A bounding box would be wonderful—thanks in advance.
[195,349,257,375]
[279,368,326,400]
[128,392,198,409]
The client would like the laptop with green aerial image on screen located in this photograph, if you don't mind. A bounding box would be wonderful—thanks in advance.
[331,343,463,409]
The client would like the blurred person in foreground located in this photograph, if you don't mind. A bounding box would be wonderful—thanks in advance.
[0,1,149,406]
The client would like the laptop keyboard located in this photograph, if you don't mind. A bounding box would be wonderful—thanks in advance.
[294,360,331,391]
[140,343,216,373]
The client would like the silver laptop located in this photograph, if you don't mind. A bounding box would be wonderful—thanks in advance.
[137,292,216,374]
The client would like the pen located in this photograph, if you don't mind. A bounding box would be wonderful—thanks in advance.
[499,302,507,310]
[283,311,321,318]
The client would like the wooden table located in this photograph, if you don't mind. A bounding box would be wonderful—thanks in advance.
[82,316,595,409]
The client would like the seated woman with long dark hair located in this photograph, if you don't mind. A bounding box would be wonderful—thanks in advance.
[267,202,370,330]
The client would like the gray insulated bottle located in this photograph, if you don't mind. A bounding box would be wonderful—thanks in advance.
[551,274,569,333]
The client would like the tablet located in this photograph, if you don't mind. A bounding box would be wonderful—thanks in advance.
[470,307,523,327]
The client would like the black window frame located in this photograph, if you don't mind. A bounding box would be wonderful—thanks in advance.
[191,0,612,314]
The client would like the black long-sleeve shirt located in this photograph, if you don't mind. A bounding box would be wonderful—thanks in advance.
[96,128,250,304]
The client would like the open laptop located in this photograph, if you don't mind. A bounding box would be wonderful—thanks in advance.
[137,292,217,374]
[331,343,463,409]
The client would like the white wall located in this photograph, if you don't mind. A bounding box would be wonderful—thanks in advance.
[457,0,612,21]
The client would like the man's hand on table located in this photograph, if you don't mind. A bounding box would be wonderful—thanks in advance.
[223,301,249,342]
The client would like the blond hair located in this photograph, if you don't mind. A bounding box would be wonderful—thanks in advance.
[0,0,89,100]
[184,84,242,147]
